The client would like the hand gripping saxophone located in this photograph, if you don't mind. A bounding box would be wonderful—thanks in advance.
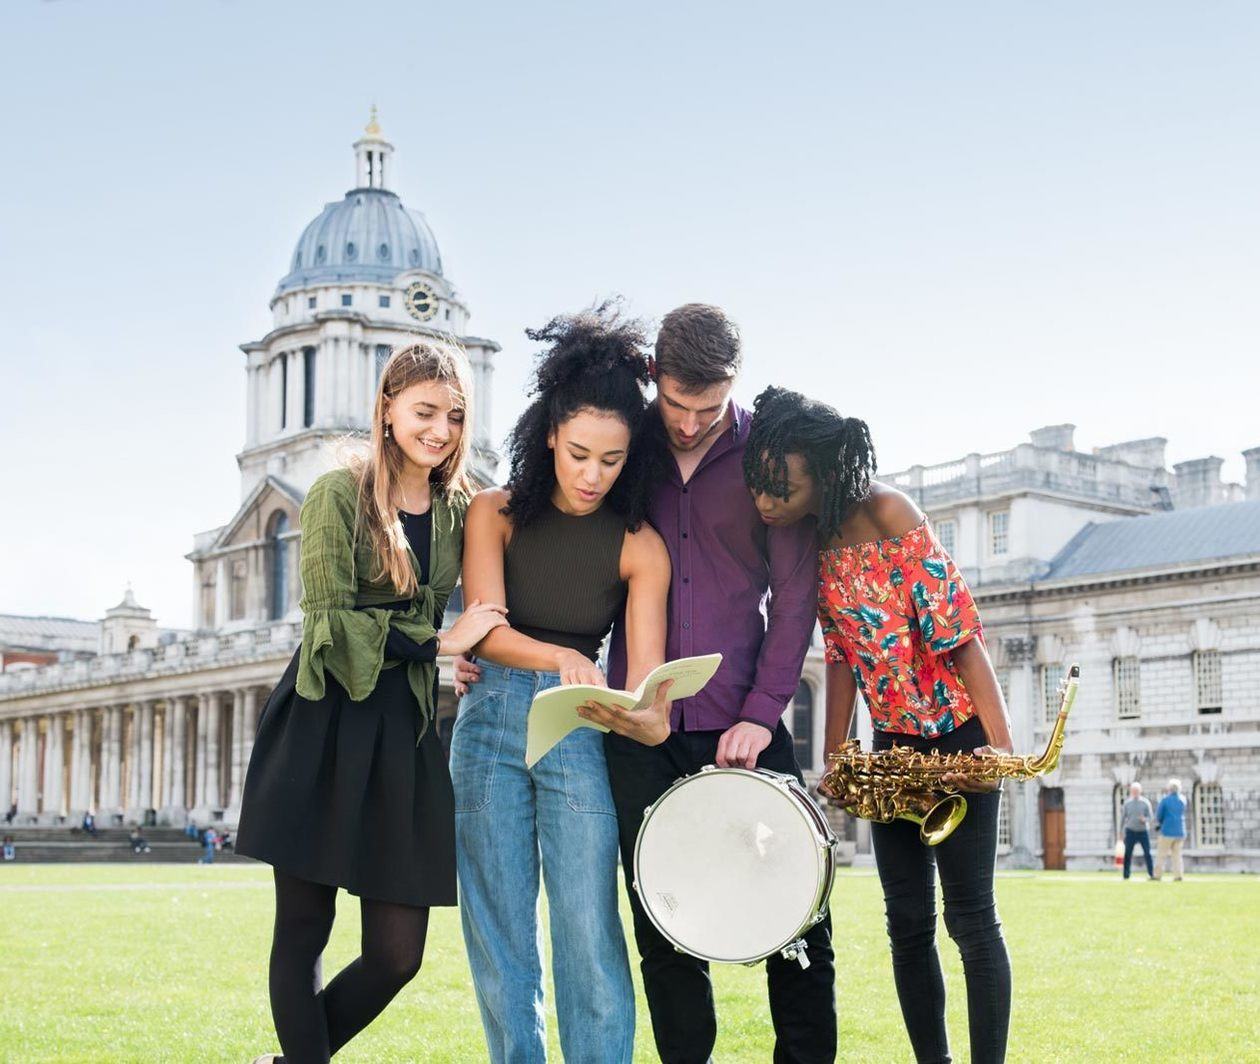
[821,664,1079,845]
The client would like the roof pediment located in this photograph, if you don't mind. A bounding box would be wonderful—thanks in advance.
[199,476,306,554]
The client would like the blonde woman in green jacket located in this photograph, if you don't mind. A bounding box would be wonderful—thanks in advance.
[237,342,507,1064]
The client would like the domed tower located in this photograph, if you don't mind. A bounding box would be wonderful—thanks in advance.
[236,108,499,499]
[188,113,500,632]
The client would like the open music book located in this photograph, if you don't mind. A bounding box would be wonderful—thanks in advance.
[525,653,723,767]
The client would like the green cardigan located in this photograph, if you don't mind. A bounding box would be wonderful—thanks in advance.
[295,466,465,735]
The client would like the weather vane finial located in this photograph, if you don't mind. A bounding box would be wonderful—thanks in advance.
[365,104,382,137]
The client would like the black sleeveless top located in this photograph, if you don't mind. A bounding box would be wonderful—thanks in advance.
[504,501,628,662]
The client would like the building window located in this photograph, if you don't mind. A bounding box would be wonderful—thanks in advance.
[200,575,216,629]
[375,344,391,380]
[379,295,391,308]
[1042,665,1062,723]
[1194,783,1225,848]
[997,791,1012,850]
[988,510,1009,556]
[792,680,814,769]
[307,296,316,309]
[936,518,957,556]
[1114,656,1141,719]
[1194,650,1222,714]
[1112,784,1126,841]
[995,668,1011,705]
[444,307,451,320]
[341,293,352,307]
[278,354,288,430]
[302,347,316,428]
[268,512,290,620]
[229,560,247,621]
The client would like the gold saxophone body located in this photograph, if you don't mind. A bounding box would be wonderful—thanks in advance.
[821,664,1079,845]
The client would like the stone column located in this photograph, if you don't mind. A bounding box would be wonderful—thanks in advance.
[205,692,223,811]
[0,721,12,812]
[42,714,65,820]
[68,710,89,816]
[125,705,142,817]
[243,687,260,771]
[228,689,246,811]
[103,706,124,821]
[287,349,303,432]
[169,696,188,817]
[138,700,155,816]
[194,693,210,813]
[18,717,40,816]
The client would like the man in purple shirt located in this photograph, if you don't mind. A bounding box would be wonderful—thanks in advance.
[603,305,835,1064]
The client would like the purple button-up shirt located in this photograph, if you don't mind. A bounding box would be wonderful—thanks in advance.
[608,403,818,732]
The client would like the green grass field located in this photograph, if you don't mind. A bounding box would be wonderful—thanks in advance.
[0,864,1256,1063]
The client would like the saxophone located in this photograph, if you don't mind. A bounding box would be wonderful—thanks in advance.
[820,664,1079,845]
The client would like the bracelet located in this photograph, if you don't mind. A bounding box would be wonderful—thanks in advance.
[435,634,443,656]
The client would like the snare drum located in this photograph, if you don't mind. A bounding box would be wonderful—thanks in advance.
[633,765,837,967]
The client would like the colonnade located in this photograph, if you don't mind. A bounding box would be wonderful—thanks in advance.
[0,686,267,827]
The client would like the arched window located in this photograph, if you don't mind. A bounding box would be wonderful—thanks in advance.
[792,680,814,769]
[267,511,290,620]
[1112,784,1126,842]
[1194,783,1225,849]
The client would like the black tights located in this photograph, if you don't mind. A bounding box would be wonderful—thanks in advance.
[269,870,430,1063]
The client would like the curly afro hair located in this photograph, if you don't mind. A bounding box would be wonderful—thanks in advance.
[743,385,876,540]
[501,301,665,530]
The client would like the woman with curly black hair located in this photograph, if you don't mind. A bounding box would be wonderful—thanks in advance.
[745,385,1016,1064]
[452,303,673,1064]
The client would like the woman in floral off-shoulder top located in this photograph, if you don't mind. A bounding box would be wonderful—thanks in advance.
[744,386,1016,1064]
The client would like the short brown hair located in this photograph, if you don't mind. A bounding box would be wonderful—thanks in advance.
[654,304,741,390]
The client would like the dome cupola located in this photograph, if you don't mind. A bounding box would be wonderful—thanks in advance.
[274,108,442,297]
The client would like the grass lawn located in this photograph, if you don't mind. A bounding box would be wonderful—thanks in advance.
[0,864,1256,1062]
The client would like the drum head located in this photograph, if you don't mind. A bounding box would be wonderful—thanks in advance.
[634,770,825,963]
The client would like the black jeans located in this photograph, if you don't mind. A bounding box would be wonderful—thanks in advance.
[604,722,837,1064]
[1123,829,1153,879]
[870,718,1011,1064]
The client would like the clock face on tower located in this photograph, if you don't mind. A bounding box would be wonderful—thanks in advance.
[405,282,438,322]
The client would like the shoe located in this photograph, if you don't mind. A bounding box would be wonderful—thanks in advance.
[250,1055,280,1063]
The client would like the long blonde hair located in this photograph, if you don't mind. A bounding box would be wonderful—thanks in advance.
[351,340,475,596]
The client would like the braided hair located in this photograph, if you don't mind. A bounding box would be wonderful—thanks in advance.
[501,301,664,530]
[743,385,876,540]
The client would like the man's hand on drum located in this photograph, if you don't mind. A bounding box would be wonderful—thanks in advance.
[715,720,773,769]
[577,679,675,747]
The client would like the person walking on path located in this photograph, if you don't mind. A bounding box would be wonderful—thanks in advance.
[1155,778,1188,881]
[1121,782,1156,880]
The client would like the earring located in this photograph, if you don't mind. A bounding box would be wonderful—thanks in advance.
[384,423,391,439]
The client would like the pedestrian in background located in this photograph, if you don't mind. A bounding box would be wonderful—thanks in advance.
[1121,782,1155,880]
[1155,778,1187,881]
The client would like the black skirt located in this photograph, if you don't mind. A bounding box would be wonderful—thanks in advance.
[235,648,456,908]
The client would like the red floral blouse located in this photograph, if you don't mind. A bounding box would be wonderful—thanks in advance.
[818,520,982,738]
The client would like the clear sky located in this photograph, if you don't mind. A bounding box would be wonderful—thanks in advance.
[3,0,1258,629]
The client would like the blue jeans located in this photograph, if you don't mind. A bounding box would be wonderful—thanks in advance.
[1123,829,1153,879]
[451,659,634,1064]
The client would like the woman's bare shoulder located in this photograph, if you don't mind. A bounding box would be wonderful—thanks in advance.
[468,486,511,515]
[864,482,925,539]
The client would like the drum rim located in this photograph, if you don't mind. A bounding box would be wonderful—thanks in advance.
[632,765,837,965]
